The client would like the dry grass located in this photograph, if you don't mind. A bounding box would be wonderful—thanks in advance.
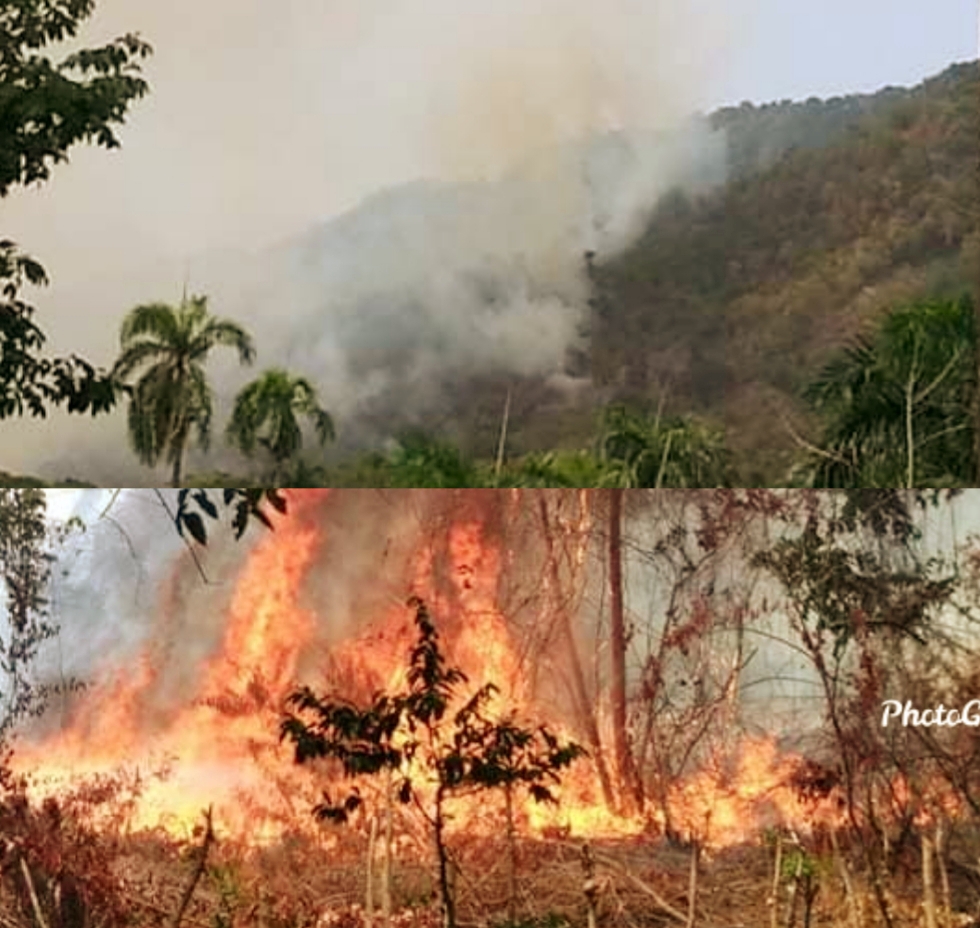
[0,773,977,928]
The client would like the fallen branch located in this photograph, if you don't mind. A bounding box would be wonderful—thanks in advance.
[591,850,688,926]
[0,909,26,928]
[19,859,50,928]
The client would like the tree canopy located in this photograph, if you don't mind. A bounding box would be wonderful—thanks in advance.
[0,0,151,421]
[226,368,334,482]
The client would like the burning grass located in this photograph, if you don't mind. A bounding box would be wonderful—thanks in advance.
[5,490,980,926]
[1,767,978,928]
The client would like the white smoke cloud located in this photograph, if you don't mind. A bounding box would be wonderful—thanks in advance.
[1,0,740,481]
[201,124,726,434]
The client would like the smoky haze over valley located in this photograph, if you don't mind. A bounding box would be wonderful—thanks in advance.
[1,0,975,482]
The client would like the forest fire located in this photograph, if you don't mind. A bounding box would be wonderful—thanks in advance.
[4,489,979,928]
[15,490,841,850]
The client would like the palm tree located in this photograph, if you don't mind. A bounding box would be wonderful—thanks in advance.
[596,405,732,487]
[226,368,334,482]
[505,449,609,487]
[384,432,482,487]
[113,295,255,486]
[798,295,975,487]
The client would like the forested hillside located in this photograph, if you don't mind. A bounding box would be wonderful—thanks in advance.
[589,61,979,483]
[2,60,977,488]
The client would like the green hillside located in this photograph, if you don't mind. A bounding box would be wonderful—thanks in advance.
[589,61,979,483]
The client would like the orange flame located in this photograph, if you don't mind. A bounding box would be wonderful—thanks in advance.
[11,491,898,849]
[16,490,327,838]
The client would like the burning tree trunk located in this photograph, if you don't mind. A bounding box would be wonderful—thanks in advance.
[607,489,641,815]
[537,494,615,810]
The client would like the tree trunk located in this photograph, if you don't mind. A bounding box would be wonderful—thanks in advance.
[433,787,455,928]
[936,819,951,928]
[382,771,393,928]
[607,489,639,814]
[581,843,598,928]
[686,839,700,928]
[830,829,860,928]
[922,830,938,928]
[171,437,185,487]
[784,854,802,928]
[537,495,615,810]
[505,782,518,925]
[366,816,377,928]
[770,832,782,928]
[802,622,893,928]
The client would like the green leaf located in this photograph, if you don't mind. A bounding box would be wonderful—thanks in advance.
[180,511,206,545]
[193,490,218,519]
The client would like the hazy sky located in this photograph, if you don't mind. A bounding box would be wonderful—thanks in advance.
[7,0,973,265]
[722,0,977,105]
[1,0,976,480]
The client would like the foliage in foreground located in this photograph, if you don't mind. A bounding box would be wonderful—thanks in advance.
[1,0,152,421]
[797,294,976,487]
[280,597,584,928]
[0,489,85,738]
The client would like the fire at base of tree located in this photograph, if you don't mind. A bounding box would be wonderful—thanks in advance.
[0,488,979,928]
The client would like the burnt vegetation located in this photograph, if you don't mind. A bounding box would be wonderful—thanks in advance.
[2,489,980,928]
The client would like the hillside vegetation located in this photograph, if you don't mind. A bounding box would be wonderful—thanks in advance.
[3,61,977,487]
[589,61,979,483]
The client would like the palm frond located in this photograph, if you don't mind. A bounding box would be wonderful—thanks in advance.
[310,408,335,445]
[119,303,180,348]
[186,364,213,453]
[112,340,172,381]
[193,319,256,366]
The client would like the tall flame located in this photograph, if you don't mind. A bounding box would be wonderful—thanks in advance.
[14,491,856,847]
[17,490,327,836]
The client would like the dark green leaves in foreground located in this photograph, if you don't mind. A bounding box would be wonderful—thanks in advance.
[174,488,287,544]
[799,294,976,487]
[1,0,152,420]
[280,597,585,824]
[0,1,153,197]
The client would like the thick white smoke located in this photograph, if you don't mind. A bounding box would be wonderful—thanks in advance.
[1,0,739,482]
[189,124,727,441]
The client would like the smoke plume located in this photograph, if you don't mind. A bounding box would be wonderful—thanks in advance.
[1,0,739,481]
